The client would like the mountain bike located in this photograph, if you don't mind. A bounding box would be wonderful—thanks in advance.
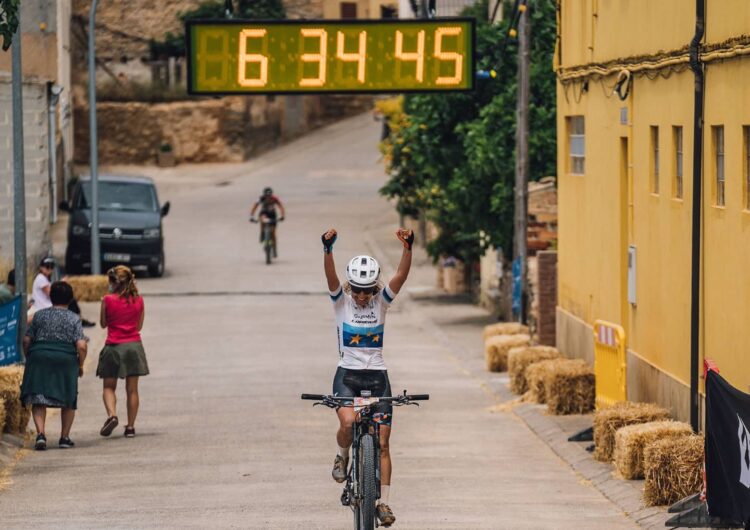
[250,214,278,264]
[301,390,429,530]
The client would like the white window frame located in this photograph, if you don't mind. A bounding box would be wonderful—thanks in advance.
[568,116,585,175]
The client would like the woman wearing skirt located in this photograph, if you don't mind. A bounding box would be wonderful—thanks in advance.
[21,281,88,450]
[97,266,149,438]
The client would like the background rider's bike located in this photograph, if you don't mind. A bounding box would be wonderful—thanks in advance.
[250,214,278,264]
[301,391,429,530]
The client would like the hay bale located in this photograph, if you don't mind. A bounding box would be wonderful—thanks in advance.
[65,275,108,301]
[482,322,530,341]
[524,358,562,404]
[593,401,671,462]
[0,397,6,433]
[614,421,694,479]
[644,434,704,506]
[0,365,30,434]
[508,346,561,395]
[546,359,596,415]
[484,334,531,372]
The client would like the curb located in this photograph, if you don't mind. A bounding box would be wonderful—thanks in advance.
[365,227,672,529]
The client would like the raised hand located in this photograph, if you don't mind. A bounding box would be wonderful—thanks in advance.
[396,228,415,251]
[322,229,338,254]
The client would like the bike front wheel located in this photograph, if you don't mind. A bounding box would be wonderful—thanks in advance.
[357,434,377,530]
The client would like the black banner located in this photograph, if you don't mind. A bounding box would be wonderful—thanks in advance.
[706,370,750,524]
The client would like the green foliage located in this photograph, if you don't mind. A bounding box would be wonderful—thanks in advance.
[379,0,557,263]
[0,0,20,51]
[150,0,286,59]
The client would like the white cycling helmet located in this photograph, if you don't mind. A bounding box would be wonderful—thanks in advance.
[346,255,381,289]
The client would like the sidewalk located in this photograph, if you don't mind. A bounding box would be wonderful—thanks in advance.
[366,223,674,530]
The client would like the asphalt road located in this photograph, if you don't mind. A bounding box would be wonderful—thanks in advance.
[0,114,636,529]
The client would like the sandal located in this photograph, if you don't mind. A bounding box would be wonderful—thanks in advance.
[100,416,119,437]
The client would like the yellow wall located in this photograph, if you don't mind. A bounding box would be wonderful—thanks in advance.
[557,0,750,403]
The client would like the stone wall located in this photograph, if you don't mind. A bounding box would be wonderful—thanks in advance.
[0,76,53,278]
[74,94,373,165]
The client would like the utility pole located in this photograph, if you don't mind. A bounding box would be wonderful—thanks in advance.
[514,0,530,324]
[88,0,101,274]
[11,14,27,355]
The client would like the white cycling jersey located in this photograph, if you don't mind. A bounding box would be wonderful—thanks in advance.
[329,284,396,370]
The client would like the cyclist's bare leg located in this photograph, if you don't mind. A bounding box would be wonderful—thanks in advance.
[379,425,392,485]
[336,406,356,449]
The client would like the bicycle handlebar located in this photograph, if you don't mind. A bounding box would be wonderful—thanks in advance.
[300,393,429,402]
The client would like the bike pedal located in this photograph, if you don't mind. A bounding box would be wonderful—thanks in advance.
[340,489,351,506]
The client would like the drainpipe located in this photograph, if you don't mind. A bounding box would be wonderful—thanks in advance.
[48,84,63,225]
[688,0,705,432]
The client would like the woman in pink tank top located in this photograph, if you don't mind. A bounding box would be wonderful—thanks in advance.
[96,266,149,438]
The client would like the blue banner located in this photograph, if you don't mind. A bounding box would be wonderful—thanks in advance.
[512,257,522,317]
[0,295,22,366]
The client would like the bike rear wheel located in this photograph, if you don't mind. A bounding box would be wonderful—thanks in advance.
[263,225,273,264]
[357,434,377,530]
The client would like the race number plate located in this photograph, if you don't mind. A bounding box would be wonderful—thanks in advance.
[353,396,380,411]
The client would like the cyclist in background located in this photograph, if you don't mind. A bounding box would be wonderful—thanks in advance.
[320,227,414,528]
[249,187,285,257]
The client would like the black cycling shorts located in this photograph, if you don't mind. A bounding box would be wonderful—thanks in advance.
[332,367,393,426]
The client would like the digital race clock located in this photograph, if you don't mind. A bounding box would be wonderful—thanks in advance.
[186,19,475,94]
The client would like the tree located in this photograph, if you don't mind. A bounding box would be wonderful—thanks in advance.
[0,0,20,51]
[379,0,557,264]
[150,0,286,59]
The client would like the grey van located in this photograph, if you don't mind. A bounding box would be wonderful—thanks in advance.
[62,175,170,276]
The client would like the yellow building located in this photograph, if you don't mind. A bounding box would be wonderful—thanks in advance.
[556,0,750,423]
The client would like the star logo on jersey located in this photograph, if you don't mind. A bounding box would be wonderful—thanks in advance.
[349,335,362,345]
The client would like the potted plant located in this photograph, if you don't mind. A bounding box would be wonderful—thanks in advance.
[157,142,176,167]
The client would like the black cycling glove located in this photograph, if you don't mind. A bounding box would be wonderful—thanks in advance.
[322,232,337,254]
[398,230,415,250]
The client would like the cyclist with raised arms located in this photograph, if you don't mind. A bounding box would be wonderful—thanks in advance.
[249,187,285,256]
[321,227,414,528]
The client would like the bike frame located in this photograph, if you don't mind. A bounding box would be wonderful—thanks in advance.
[301,391,429,530]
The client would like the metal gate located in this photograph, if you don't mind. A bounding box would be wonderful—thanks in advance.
[593,320,627,408]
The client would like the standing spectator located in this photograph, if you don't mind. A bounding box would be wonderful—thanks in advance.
[20,281,88,450]
[0,269,14,304]
[97,266,149,438]
[31,257,55,311]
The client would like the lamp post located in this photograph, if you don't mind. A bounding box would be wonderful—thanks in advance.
[88,0,101,274]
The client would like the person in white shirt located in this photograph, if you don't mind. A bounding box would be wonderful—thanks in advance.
[31,257,55,311]
[321,227,413,528]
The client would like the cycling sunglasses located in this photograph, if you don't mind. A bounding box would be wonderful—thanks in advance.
[350,285,375,295]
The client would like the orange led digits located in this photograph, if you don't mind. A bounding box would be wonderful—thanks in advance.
[434,27,463,85]
[238,29,268,87]
[197,29,230,88]
[188,20,473,94]
[337,31,367,84]
[300,28,327,87]
[395,30,425,83]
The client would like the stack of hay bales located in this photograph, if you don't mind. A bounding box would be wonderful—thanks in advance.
[593,402,671,462]
[544,359,596,415]
[484,334,531,372]
[644,434,704,506]
[0,365,30,434]
[483,322,529,341]
[613,421,694,479]
[65,275,108,301]
[508,346,561,394]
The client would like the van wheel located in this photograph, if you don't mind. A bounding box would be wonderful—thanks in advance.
[148,254,164,278]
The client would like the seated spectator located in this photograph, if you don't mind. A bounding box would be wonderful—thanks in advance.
[0,269,14,304]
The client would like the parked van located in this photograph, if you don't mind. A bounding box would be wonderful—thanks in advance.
[61,175,170,277]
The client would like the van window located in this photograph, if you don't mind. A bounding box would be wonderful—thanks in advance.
[76,182,158,212]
